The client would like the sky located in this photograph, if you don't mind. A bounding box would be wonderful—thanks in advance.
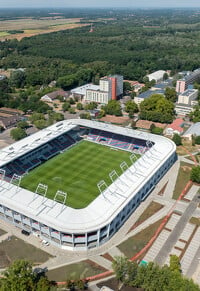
[1,0,200,8]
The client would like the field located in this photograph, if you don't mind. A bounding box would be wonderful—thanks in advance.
[0,236,51,268]
[0,17,89,40]
[47,260,106,281]
[21,140,134,209]
[173,162,193,200]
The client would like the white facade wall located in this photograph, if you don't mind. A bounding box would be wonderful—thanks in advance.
[178,89,198,105]
[99,79,109,92]
[85,90,109,104]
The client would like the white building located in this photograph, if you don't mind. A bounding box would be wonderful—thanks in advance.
[175,89,198,116]
[85,75,123,104]
[177,89,198,105]
[146,70,166,83]
[71,84,100,100]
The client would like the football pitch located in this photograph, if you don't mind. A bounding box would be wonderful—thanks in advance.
[21,140,137,209]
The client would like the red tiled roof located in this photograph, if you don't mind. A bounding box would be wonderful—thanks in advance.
[136,120,167,130]
[166,118,184,133]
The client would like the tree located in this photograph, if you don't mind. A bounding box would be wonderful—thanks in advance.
[76,102,83,110]
[140,94,175,123]
[125,100,138,118]
[34,119,47,129]
[69,97,75,105]
[165,87,177,103]
[131,91,136,99]
[123,81,132,94]
[0,260,51,291]
[172,133,182,146]
[17,120,29,129]
[68,107,76,114]
[10,128,27,141]
[112,256,138,286]
[0,260,35,291]
[169,255,181,273]
[29,113,45,124]
[195,136,200,145]
[189,106,200,122]
[53,112,64,121]
[80,112,91,120]
[112,257,199,291]
[190,166,200,183]
[62,102,71,112]
[103,100,122,116]
[85,102,98,110]
[163,72,169,80]
[9,70,26,88]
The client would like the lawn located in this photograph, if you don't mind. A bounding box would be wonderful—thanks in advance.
[118,218,163,259]
[21,140,134,209]
[0,236,51,268]
[135,201,164,226]
[173,162,193,200]
[47,260,106,281]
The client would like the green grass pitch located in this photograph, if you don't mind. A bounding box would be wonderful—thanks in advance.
[21,140,137,209]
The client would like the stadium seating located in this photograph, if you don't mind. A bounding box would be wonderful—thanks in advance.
[87,129,147,152]
[2,126,150,179]
[2,131,78,178]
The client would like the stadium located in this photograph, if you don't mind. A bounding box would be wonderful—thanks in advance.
[0,119,176,250]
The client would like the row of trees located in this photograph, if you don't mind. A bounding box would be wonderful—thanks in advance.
[112,256,199,290]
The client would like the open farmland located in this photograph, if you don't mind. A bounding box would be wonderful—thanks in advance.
[0,17,89,40]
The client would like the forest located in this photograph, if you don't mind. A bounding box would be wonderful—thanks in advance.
[1,8,200,89]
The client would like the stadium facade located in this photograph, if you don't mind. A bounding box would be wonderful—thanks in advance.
[0,120,176,250]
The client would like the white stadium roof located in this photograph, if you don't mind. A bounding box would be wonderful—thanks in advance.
[0,119,176,233]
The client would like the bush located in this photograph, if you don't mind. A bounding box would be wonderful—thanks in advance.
[172,133,182,146]
[190,166,200,183]
[195,136,200,145]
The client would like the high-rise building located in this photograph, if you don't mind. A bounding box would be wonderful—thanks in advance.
[85,75,123,104]
[176,68,200,93]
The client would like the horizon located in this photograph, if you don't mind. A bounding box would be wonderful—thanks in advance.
[1,6,200,10]
[1,0,200,9]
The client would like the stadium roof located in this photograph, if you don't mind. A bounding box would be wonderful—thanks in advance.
[0,119,176,233]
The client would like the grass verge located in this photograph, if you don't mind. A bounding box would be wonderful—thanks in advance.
[118,218,163,259]
[0,236,51,268]
[47,260,106,281]
[173,162,192,200]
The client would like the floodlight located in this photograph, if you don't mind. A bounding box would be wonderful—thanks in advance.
[0,169,5,184]
[54,190,67,205]
[35,183,48,197]
[9,174,21,191]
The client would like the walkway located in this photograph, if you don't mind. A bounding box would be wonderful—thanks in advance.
[154,191,200,266]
